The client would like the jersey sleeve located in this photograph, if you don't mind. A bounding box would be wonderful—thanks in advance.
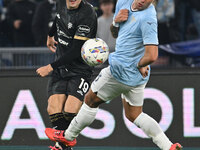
[113,0,122,20]
[48,17,57,37]
[113,0,119,19]
[140,15,159,45]
[74,8,97,40]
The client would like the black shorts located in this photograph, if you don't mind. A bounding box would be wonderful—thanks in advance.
[47,70,91,101]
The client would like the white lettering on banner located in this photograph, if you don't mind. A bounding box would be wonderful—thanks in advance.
[1,90,48,140]
[1,88,200,140]
[80,109,115,139]
[183,88,200,137]
[123,88,173,138]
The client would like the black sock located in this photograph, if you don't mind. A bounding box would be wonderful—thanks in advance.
[49,112,76,149]
[49,113,68,130]
[61,112,76,149]
[49,113,69,149]
[63,112,77,128]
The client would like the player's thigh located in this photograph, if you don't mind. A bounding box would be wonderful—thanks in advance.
[64,77,91,112]
[122,99,143,122]
[91,66,128,102]
[47,71,68,99]
[122,83,146,122]
[47,71,68,114]
[122,83,146,107]
[64,95,83,113]
[47,94,67,115]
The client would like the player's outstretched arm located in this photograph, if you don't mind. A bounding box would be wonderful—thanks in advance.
[36,39,85,77]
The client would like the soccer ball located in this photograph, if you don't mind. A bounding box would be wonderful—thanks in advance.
[81,38,109,66]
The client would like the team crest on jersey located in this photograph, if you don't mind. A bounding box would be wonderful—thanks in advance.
[68,22,73,29]
[131,16,136,23]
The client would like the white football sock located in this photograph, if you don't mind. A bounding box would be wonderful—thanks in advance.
[64,103,98,141]
[134,112,172,150]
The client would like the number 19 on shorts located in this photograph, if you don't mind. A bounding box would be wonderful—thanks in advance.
[79,78,89,93]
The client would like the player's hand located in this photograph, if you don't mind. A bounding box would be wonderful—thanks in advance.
[36,64,53,77]
[138,66,149,78]
[114,9,129,23]
[47,36,58,53]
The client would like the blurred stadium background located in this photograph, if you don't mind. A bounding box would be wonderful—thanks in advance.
[1,0,200,149]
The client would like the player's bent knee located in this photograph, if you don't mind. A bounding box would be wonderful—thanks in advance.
[47,104,62,115]
[47,96,65,115]
[47,104,56,115]
[125,113,135,122]
[84,92,95,107]
[125,114,137,122]
[47,106,51,114]
[125,111,142,122]
[47,99,53,114]
[47,102,56,115]
[84,89,104,108]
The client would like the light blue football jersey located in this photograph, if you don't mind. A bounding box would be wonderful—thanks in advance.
[109,0,158,86]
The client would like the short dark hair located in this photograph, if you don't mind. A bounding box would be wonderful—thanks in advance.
[99,0,114,5]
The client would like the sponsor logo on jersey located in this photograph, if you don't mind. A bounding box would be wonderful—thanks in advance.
[77,90,83,96]
[68,22,73,29]
[78,25,90,33]
[131,16,136,23]
[58,38,69,46]
[58,29,72,39]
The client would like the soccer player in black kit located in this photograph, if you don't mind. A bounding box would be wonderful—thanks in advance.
[36,0,97,149]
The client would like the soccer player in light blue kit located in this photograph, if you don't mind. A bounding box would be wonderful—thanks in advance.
[45,0,182,149]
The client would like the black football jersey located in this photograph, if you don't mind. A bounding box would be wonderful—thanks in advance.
[55,0,97,78]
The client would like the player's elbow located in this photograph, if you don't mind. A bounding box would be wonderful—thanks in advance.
[145,46,158,63]
[149,54,158,63]
[145,53,158,64]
